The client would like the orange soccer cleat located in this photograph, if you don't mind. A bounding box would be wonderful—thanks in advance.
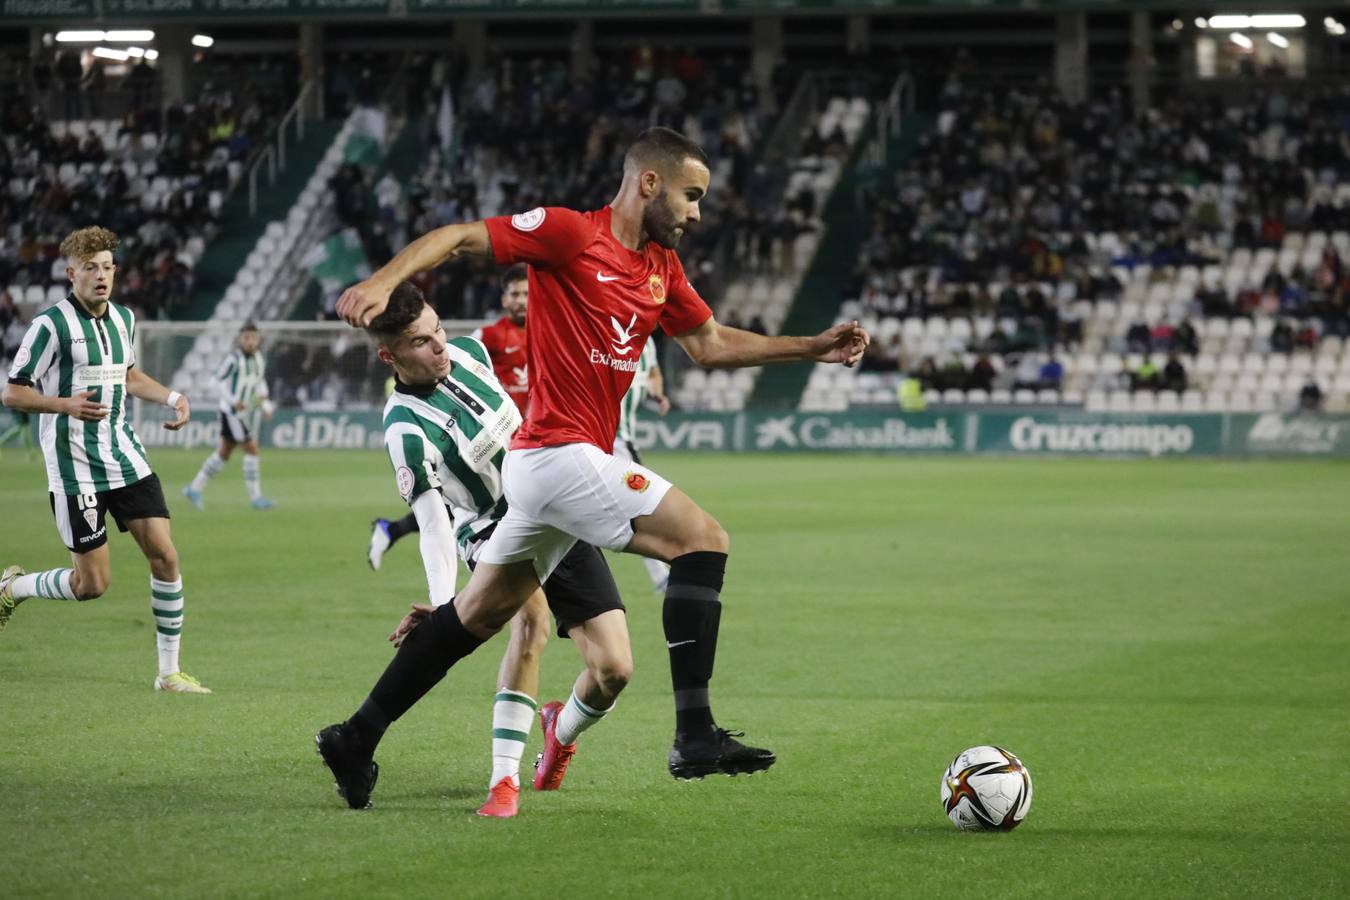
[476,777,520,818]
[532,701,577,791]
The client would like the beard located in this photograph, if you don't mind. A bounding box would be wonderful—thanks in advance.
[642,193,684,249]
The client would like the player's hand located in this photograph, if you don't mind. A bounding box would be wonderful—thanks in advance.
[811,320,870,368]
[165,394,191,431]
[337,277,394,328]
[234,401,246,412]
[64,390,109,422]
[389,602,435,648]
[654,393,671,416]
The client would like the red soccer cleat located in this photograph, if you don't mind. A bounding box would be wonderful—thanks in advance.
[476,777,520,818]
[532,700,577,791]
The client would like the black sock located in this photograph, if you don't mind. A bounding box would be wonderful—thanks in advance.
[387,512,420,544]
[663,550,726,741]
[346,602,484,753]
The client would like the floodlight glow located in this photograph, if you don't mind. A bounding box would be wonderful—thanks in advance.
[191,34,214,48]
[1266,32,1289,48]
[125,46,146,58]
[1195,18,1208,28]
[104,30,154,42]
[92,47,129,61]
[1249,15,1304,28]
[1229,32,1254,48]
[145,49,160,60]
[55,31,105,42]
[1209,15,1250,28]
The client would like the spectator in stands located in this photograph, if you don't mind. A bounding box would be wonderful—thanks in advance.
[911,356,939,390]
[1163,354,1188,393]
[1037,356,1063,391]
[1173,319,1199,356]
[1131,357,1160,392]
[1270,319,1295,353]
[967,353,996,392]
[1299,379,1324,411]
[1126,318,1152,353]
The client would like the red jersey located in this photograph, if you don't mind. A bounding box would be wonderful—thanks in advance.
[476,316,529,414]
[484,206,712,452]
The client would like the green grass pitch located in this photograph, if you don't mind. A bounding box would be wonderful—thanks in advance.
[2,449,1348,899]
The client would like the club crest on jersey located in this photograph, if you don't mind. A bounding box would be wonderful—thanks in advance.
[622,471,650,493]
[648,274,666,304]
[12,347,29,369]
[511,208,545,232]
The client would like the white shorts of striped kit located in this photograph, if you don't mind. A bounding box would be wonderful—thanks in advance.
[476,442,672,582]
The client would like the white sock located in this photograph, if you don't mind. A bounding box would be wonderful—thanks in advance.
[490,689,537,788]
[555,690,612,747]
[242,454,262,501]
[644,558,671,589]
[151,576,183,676]
[11,568,78,601]
[190,451,225,492]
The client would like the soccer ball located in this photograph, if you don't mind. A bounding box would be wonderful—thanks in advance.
[940,745,1033,831]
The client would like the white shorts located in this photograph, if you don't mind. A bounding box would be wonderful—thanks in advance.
[476,442,673,582]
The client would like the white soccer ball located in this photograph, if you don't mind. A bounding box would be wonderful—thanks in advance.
[940,745,1033,831]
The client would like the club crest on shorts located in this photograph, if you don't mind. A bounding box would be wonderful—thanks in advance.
[622,470,650,493]
[83,507,99,532]
[648,273,666,304]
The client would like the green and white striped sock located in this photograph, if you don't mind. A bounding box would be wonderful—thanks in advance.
[11,569,77,601]
[491,689,537,788]
[190,451,225,493]
[555,690,612,747]
[242,455,262,501]
[151,576,184,677]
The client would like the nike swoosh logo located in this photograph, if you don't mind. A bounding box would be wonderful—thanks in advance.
[596,273,621,282]
[504,346,520,353]
[666,639,696,648]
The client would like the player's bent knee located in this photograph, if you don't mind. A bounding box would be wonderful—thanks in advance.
[592,658,633,696]
[74,577,107,601]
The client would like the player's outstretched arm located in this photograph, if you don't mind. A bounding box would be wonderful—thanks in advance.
[673,318,870,370]
[126,367,190,430]
[1,383,108,420]
[337,221,494,327]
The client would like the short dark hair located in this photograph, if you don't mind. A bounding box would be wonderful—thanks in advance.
[367,282,429,345]
[624,127,708,178]
[501,263,528,291]
[240,320,259,334]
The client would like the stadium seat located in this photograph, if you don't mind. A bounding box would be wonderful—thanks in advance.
[989,388,1012,405]
[1132,392,1157,412]
[1181,391,1204,412]
[1228,391,1254,412]
[1085,390,1108,412]
[966,389,989,404]
[1155,390,1180,412]
[1203,391,1227,412]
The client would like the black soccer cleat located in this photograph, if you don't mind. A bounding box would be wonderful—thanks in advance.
[315,722,379,809]
[669,727,776,780]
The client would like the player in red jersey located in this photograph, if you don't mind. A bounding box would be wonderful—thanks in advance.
[474,263,530,416]
[317,128,868,807]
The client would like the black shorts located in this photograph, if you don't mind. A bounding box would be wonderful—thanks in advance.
[467,528,625,638]
[49,473,170,554]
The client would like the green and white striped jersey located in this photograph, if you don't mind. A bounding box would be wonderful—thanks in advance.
[616,339,658,444]
[383,336,523,556]
[5,296,154,495]
[215,348,269,413]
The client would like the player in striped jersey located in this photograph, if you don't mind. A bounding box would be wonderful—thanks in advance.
[183,321,276,510]
[612,338,672,592]
[0,226,210,693]
[319,282,632,816]
[366,266,529,570]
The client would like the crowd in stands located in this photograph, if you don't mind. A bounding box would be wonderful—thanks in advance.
[849,78,1350,400]
[0,55,295,331]
[330,47,800,321]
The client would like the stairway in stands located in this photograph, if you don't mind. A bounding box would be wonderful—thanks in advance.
[750,111,933,409]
